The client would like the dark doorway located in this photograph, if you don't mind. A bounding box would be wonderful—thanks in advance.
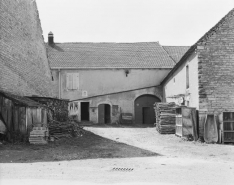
[81,102,89,121]
[143,107,151,124]
[98,104,111,124]
[135,95,160,125]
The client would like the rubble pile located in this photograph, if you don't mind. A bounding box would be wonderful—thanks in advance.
[48,120,85,140]
[154,102,176,134]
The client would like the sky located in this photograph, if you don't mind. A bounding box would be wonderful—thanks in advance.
[36,0,234,46]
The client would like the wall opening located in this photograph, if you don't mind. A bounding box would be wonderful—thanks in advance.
[81,102,89,121]
[98,104,111,124]
[134,94,160,125]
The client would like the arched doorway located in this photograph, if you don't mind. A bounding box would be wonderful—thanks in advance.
[98,104,111,124]
[134,95,160,125]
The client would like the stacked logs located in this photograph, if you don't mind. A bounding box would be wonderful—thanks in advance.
[29,97,69,122]
[48,120,85,140]
[154,102,176,134]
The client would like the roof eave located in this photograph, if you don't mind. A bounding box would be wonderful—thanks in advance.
[50,67,174,70]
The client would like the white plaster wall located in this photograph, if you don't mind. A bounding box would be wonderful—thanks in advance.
[71,86,162,124]
[52,69,170,101]
[163,52,199,109]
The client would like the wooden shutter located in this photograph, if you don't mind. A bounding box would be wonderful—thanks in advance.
[66,73,73,90]
[73,73,79,90]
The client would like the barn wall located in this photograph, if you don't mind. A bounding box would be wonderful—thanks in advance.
[0,0,53,97]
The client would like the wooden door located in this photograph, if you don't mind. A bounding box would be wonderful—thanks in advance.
[135,95,160,124]
[98,104,105,124]
[143,107,151,124]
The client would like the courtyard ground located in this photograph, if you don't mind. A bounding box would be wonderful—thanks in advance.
[0,124,234,185]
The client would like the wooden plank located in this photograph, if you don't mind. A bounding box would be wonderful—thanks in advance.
[32,108,39,124]
[7,99,13,132]
[42,109,47,126]
[26,108,33,134]
[204,114,218,143]
[37,108,42,123]
[0,95,3,113]
[191,109,198,141]
[19,107,26,134]
[14,106,19,131]
[2,98,8,128]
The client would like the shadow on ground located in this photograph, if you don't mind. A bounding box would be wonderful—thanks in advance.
[0,131,161,163]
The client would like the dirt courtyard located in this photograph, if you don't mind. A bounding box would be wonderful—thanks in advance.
[0,124,234,185]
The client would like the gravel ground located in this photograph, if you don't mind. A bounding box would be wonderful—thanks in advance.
[84,126,234,162]
[0,125,234,185]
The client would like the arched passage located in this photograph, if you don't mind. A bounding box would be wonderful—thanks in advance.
[134,94,161,125]
[98,104,111,124]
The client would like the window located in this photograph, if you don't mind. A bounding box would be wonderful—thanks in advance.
[186,65,189,89]
[66,73,79,90]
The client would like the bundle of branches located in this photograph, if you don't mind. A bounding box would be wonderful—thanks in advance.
[154,102,176,134]
[48,119,86,140]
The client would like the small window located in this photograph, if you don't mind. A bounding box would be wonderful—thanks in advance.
[66,73,79,90]
[186,65,189,89]
[174,78,175,84]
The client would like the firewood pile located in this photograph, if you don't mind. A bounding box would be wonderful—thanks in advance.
[48,120,86,140]
[29,97,69,122]
[154,102,176,134]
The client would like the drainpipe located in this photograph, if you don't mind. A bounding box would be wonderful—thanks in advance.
[58,69,61,99]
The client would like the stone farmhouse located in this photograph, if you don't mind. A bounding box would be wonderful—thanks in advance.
[1,0,234,139]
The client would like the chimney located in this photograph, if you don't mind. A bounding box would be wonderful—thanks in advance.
[48,32,54,45]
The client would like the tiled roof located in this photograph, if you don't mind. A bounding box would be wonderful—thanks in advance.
[47,42,176,69]
[162,46,190,63]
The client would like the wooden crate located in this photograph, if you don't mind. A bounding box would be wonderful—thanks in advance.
[175,106,198,140]
[222,112,234,143]
[175,115,182,137]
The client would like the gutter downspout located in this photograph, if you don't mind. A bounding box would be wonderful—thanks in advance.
[58,69,61,99]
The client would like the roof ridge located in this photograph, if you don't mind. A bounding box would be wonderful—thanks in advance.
[161,45,177,64]
[162,45,190,47]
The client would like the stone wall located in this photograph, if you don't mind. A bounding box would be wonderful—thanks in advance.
[197,9,234,136]
[0,0,53,97]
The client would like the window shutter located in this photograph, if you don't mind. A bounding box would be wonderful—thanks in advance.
[66,73,73,90]
[73,73,79,90]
